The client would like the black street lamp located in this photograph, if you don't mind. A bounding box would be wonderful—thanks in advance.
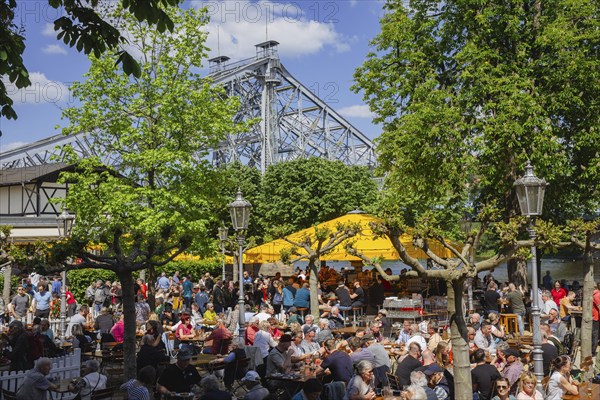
[218,226,229,281]
[228,189,252,339]
[56,207,75,338]
[514,161,547,388]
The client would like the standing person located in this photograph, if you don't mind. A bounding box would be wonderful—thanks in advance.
[135,295,151,326]
[182,275,193,310]
[506,283,526,336]
[9,286,31,321]
[172,271,180,285]
[92,280,106,316]
[84,281,96,307]
[194,285,209,314]
[51,276,61,296]
[32,283,52,319]
[551,280,568,305]
[16,357,58,400]
[212,279,227,313]
[543,271,553,290]
[271,280,283,316]
[592,281,600,356]
[65,286,77,317]
[483,281,501,314]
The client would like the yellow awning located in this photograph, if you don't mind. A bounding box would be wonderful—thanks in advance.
[232,213,460,264]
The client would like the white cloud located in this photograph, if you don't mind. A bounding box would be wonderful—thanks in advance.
[197,0,351,59]
[42,23,56,37]
[2,72,71,105]
[338,105,375,119]
[42,44,67,55]
[0,141,30,153]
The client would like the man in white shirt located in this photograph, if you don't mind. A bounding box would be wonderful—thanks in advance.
[541,290,558,318]
[406,324,427,351]
[474,321,497,354]
[254,305,272,323]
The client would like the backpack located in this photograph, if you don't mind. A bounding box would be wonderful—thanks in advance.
[563,331,575,355]
[548,336,566,355]
[272,291,283,305]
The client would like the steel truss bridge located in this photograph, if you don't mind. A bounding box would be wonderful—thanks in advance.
[0,41,376,173]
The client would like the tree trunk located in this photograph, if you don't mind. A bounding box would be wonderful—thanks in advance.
[3,263,11,305]
[448,278,473,400]
[309,258,319,317]
[581,247,595,360]
[118,269,137,380]
[508,259,527,288]
[232,252,238,283]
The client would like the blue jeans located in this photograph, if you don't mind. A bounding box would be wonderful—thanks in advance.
[517,313,525,336]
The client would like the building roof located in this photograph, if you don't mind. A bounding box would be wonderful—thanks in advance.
[0,163,71,186]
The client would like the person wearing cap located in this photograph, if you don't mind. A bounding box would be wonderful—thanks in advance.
[422,363,449,399]
[241,371,269,400]
[501,348,523,393]
[265,334,293,378]
[471,348,501,400]
[300,326,320,354]
[292,377,323,400]
[157,348,202,397]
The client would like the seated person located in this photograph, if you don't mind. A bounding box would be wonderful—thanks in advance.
[199,374,231,400]
[328,306,345,329]
[121,365,156,400]
[71,323,92,350]
[241,371,269,400]
[68,359,108,400]
[203,319,232,354]
[136,334,170,372]
[222,338,248,390]
[16,357,58,399]
[202,303,218,326]
[157,348,201,396]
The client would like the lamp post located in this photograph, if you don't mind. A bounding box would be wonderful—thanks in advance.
[228,189,252,339]
[514,161,547,389]
[56,208,75,339]
[218,226,229,281]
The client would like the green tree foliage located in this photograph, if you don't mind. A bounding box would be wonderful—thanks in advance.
[54,5,244,379]
[258,158,378,236]
[0,0,180,120]
[354,0,600,227]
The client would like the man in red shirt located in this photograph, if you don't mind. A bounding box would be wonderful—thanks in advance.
[592,282,600,356]
[245,317,260,345]
[204,319,232,354]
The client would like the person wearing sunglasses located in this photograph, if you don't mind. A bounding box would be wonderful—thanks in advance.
[491,377,515,400]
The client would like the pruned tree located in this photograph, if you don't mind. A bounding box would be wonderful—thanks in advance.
[50,5,245,379]
[568,219,600,360]
[346,211,565,400]
[279,222,362,316]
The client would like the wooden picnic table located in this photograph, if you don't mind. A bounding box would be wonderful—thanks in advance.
[563,382,600,399]
[331,326,363,335]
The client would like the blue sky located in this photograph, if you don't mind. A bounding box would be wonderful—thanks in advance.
[0,0,386,153]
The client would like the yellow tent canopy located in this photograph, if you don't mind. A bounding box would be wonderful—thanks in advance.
[234,213,459,264]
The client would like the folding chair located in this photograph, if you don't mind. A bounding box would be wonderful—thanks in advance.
[231,357,251,393]
[386,373,401,391]
[1,388,18,400]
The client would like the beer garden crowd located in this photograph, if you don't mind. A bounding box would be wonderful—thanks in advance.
[0,266,599,400]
